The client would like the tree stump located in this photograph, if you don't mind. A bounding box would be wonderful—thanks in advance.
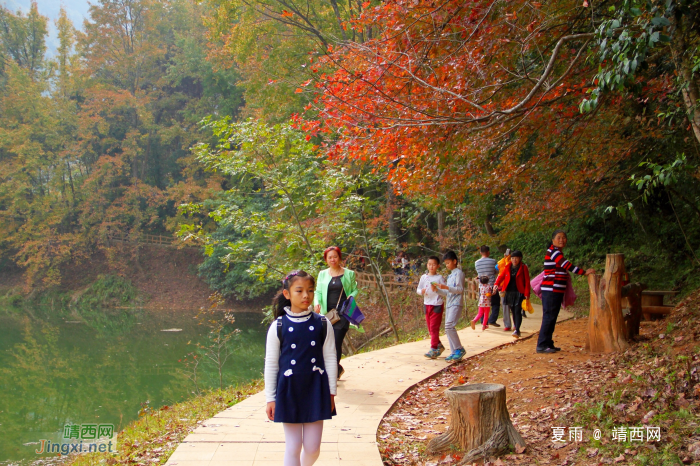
[426,383,525,463]
[622,282,646,340]
[586,254,629,353]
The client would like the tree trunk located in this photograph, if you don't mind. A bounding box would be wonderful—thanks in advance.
[427,384,525,463]
[586,254,629,353]
[671,15,700,145]
[622,282,646,341]
[386,182,398,241]
[484,216,496,236]
[437,211,445,247]
[359,210,400,342]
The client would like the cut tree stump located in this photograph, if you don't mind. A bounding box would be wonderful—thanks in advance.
[426,383,525,463]
[586,253,629,353]
[622,282,646,340]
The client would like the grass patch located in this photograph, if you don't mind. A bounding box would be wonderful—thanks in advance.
[67,380,263,466]
[73,274,140,311]
[0,274,141,314]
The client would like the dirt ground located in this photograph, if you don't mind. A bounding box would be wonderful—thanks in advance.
[116,245,231,310]
[376,315,696,466]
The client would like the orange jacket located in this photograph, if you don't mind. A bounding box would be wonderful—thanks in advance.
[494,263,531,299]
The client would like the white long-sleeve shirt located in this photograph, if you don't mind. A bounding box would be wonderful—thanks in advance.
[264,307,337,403]
[416,273,447,306]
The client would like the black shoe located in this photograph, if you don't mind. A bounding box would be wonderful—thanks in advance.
[490,322,501,327]
[536,347,556,354]
[338,365,345,380]
[522,311,527,318]
[551,346,561,352]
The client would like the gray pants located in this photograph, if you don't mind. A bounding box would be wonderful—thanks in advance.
[445,305,464,352]
[502,304,512,329]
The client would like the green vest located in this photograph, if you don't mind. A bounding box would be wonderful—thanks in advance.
[314,268,359,314]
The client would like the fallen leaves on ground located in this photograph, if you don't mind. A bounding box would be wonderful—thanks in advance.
[378,290,700,465]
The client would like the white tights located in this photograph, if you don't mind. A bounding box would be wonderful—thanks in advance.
[283,421,324,466]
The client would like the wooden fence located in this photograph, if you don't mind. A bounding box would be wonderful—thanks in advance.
[355,271,479,300]
[355,272,416,291]
[107,232,196,248]
[466,277,479,300]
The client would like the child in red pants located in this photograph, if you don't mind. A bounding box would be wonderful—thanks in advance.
[471,276,492,331]
[416,256,447,359]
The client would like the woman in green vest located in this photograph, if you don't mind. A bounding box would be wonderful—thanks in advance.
[314,246,359,380]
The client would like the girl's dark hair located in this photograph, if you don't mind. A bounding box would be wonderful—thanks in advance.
[427,255,440,264]
[272,270,315,318]
[511,250,523,259]
[479,275,490,284]
[443,250,458,262]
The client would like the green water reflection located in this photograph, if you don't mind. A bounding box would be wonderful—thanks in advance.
[0,308,266,461]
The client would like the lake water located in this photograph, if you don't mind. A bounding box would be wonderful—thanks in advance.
[0,307,267,462]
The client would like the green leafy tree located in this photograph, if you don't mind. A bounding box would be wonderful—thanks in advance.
[181,118,401,336]
[0,2,47,79]
[180,118,328,283]
[582,0,700,144]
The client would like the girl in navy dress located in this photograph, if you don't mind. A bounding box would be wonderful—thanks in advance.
[265,270,338,466]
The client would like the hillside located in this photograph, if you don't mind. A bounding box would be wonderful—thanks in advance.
[1,243,263,312]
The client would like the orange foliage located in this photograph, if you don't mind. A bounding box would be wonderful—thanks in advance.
[306,0,671,232]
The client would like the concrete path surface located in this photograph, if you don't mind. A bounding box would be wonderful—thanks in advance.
[165,304,572,466]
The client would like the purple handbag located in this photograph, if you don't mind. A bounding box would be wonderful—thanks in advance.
[340,296,365,326]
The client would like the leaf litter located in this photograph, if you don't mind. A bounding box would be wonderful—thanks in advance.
[377,290,700,465]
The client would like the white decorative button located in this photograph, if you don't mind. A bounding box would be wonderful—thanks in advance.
[288,327,294,332]
[311,341,316,346]
[291,344,297,349]
[284,369,293,376]
[309,326,314,331]
[291,360,296,365]
[311,358,316,363]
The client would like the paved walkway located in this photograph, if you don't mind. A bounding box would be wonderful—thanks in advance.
[165,304,571,466]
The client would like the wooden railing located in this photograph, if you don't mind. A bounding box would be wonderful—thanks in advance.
[355,272,416,291]
[355,271,480,299]
[466,277,479,300]
[107,232,196,248]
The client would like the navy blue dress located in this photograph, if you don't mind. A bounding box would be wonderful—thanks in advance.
[274,312,337,423]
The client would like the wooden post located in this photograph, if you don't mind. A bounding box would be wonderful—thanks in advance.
[586,254,629,353]
[622,282,646,340]
[427,384,525,462]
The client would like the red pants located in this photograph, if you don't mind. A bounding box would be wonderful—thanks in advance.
[473,306,490,325]
[425,305,444,349]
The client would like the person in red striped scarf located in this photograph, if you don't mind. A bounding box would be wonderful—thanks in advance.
[536,230,595,354]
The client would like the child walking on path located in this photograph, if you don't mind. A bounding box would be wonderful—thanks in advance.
[474,246,500,327]
[265,270,338,466]
[433,251,466,361]
[416,256,447,359]
[471,276,492,331]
